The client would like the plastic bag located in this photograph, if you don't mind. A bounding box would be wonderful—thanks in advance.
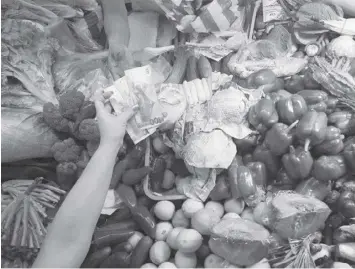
[175,167,216,202]
[1,107,59,163]
[52,51,112,100]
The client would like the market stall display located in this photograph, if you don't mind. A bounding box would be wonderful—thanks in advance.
[1,0,355,268]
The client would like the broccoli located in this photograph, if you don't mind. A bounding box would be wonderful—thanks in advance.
[42,102,70,133]
[78,119,100,141]
[51,138,83,163]
[59,89,85,121]
[76,150,90,177]
[75,101,96,125]
[87,140,100,157]
[56,162,78,191]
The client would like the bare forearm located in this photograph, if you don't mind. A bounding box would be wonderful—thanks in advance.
[102,0,130,47]
[33,142,120,268]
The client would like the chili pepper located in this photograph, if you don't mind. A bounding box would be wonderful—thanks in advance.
[328,111,355,136]
[110,143,146,189]
[298,90,328,105]
[282,145,314,181]
[122,167,151,186]
[296,111,328,150]
[285,75,305,93]
[313,126,345,156]
[133,182,145,196]
[92,229,135,249]
[248,98,279,133]
[227,156,244,199]
[98,220,138,234]
[234,133,261,155]
[100,252,131,268]
[312,155,347,182]
[295,177,331,201]
[264,120,299,156]
[150,156,166,192]
[276,94,308,125]
[267,90,292,104]
[130,236,153,268]
[116,184,137,209]
[131,204,156,238]
[252,144,280,177]
[246,162,267,187]
[82,246,112,268]
[105,206,132,225]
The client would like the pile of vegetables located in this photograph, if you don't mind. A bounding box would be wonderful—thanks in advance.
[2,0,355,268]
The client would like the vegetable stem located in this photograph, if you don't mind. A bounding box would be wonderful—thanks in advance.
[304,139,311,152]
[286,120,299,133]
[21,198,29,246]
[11,209,23,246]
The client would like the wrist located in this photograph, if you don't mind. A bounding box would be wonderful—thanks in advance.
[98,140,122,156]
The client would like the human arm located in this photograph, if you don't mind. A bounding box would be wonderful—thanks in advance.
[102,0,133,79]
[32,101,135,268]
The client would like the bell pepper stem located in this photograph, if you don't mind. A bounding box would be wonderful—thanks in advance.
[285,120,299,133]
[304,139,311,152]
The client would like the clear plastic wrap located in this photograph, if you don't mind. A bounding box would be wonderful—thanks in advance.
[208,218,271,266]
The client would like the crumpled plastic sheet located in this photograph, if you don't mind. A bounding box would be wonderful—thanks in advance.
[154,0,242,34]
[175,167,216,202]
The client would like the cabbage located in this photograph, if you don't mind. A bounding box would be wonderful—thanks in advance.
[1,10,60,163]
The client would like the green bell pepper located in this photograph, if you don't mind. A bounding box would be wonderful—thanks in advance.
[296,111,328,150]
[313,126,345,156]
[246,161,267,187]
[325,97,339,114]
[298,90,328,112]
[248,99,279,133]
[285,75,305,93]
[276,94,308,125]
[264,121,299,156]
[228,156,244,199]
[272,168,294,190]
[312,155,347,182]
[252,144,280,177]
[267,90,292,105]
[328,111,355,136]
[282,145,314,181]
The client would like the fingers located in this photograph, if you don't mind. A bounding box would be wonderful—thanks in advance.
[94,100,105,117]
[120,106,138,123]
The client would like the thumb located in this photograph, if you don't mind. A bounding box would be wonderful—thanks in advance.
[119,106,138,123]
[94,100,106,117]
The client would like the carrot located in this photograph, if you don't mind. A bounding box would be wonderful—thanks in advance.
[122,167,151,186]
[116,184,137,209]
[81,246,112,268]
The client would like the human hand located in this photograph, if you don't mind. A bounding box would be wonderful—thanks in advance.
[107,45,134,80]
[94,100,136,149]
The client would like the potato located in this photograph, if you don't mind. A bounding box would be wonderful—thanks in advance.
[241,207,254,221]
[205,201,224,218]
[167,227,184,250]
[182,199,204,218]
[224,198,245,214]
[176,229,203,253]
[150,241,171,265]
[175,251,197,268]
[172,209,190,228]
[155,222,174,241]
[154,201,175,221]
[162,169,175,190]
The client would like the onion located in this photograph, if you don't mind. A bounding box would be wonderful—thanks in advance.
[326,35,355,58]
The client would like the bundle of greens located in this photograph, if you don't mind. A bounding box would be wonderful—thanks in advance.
[1,178,65,265]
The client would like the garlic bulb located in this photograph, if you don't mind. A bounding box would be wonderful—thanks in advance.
[327,35,355,58]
